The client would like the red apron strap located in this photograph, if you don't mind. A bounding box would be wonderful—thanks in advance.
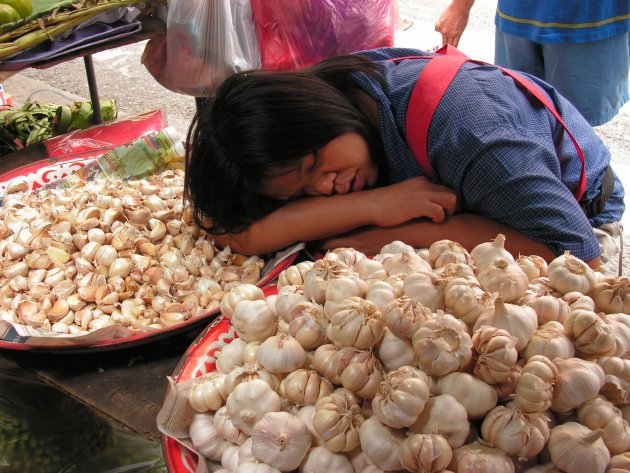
[402,45,587,201]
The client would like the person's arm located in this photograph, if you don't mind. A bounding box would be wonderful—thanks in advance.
[435,0,475,47]
[211,177,457,255]
[317,213,602,270]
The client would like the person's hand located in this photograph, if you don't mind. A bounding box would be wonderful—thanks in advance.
[366,177,457,228]
[435,1,473,47]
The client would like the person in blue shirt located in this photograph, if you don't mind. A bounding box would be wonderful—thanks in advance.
[184,47,624,273]
[436,0,630,126]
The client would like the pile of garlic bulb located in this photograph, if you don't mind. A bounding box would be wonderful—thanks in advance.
[186,235,630,473]
[0,169,264,336]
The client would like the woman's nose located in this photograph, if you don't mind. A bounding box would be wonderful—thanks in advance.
[312,172,337,195]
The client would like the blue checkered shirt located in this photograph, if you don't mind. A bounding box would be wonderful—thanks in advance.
[352,47,625,261]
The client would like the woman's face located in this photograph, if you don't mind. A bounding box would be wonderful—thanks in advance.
[261,132,379,200]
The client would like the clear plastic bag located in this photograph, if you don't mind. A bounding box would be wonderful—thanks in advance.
[141,0,260,97]
[250,0,400,71]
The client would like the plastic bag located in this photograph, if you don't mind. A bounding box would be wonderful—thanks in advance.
[250,0,399,71]
[141,0,260,97]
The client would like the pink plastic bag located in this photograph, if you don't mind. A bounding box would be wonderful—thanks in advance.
[250,0,399,71]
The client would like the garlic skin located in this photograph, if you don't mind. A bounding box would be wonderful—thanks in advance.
[399,433,453,473]
[312,344,360,385]
[279,369,333,406]
[522,321,575,362]
[525,294,571,325]
[224,362,280,395]
[255,333,306,373]
[379,251,432,276]
[403,271,445,310]
[409,394,470,449]
[517,254,548,281]
[551,357,605,413]
[371,366,430,428]
[547,252,596,295]
[214,406,248,445]
[303,259,354,304]
[276,261,314,289]
[514,355,558,413]
[429,239,473,268]
[472,326,518,384]
[312,389,364,453]
[597,356,630,406]
[577,395,630,454]
[412,311,473,377]
[326,297,385,349]
[221,284,265,318]
[564,309,616,357]
[289,303,328,350]
[473,297,537,351]
[436,372,498,419]
[189,412,230,461]
[591,276,630,314]
[215,338,247,374]
[299,446,354,473]
[275,285,308,322]
[451,440,515,473]
[358,417,405,471]
[383,296,432,340]
[481,402,550,459]
[608,452,630,473]
[477,259,529,303]
[340,350,384,399]
[226,379,282,435]
[235,462,280,473]
[378,240,417,256]
[232,299,277,343]
[548,422,610,473]
[365,280,397,313]
[250,411,311,471]
[470,233,515,271]
[444,278,493,326]
[323,275,369,319]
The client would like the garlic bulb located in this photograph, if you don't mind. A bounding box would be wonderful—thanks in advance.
[276,261,314,289]
[481,401,550,458]
[312,344,360,385]
[221,284,265,318]
[288,301,328,350]
[215,338,247,374]
[548,423,610,473]
[604,312,630,356]
[591,276,630,314]
[551,357,605,413]
[577,395,630,454]
[323,275,368,319]
[232,299,277,343]
[327,297,385,349]
[383,296,432,339]
[434,262,477,282]
[564,309,616,357]
[597,356,630,406]
[226,379,281,435]
[378,240,416,256]
[429,239,473,268]
[295,405,324,447]
[312,390,364,452]
[517,254,548,281]
[255,333,306,373]
[372,366,430,428]
[513,355,557,413]
[250,411,311,471]
[235,462,280,473]
[224,362,281,395]
[358,417,405,471]
[444,278,493,326]
[547,252,596,295]
[494,363,522,402]
[470,233,515,271]
[451,440,515,473]
[562,291,596,311]
[436,372,498,419]
[365,280,397,312]
[275,285,307,322]
[522,321,575,362]
[478,259,529,303]
[608,452,630,473]
[377,328,417,371]
[299,446,354,473]
[473,298,537,351]
[340,350,384,399]
[399,433,453,473]
[409,394,470,448]
[303,259,354,304]
[403,271,445,310]
[412,311,473,377]
[279,369,333,406]
[189,412,230,461]
[472,326,518,384]
[188,372,227,412]
[354,257,388,283]
[379,251,432,276]
[525,295,571,325]
[522,464,562,473]
[214,406,248,445]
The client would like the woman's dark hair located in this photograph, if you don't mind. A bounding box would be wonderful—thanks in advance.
[185,54,386,234]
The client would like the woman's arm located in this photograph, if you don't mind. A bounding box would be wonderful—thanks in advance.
[211,177,457,255]
[318,213,602,267]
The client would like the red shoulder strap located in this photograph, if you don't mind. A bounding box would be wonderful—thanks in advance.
[401,45,586,201]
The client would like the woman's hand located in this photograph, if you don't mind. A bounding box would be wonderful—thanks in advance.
[366,177,457,227]
[435,0,475,47]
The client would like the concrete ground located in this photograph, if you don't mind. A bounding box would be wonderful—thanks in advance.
[3,0,630,273]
